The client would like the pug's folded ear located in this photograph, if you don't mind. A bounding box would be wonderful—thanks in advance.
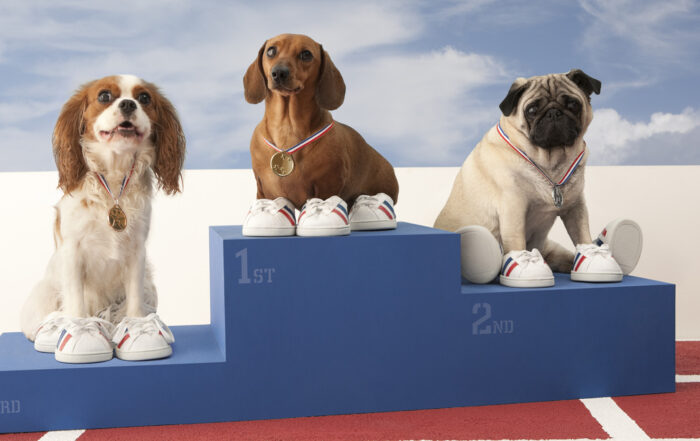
[499,78,529,116]
[567,69,601,98]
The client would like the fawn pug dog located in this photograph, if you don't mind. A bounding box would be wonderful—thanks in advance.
[435,70,639,287]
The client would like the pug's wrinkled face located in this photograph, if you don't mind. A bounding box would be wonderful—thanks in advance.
[499,69,601,149]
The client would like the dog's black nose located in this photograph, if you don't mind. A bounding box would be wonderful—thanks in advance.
[545,108,562,120]
[119,99,137,115]
[271,65,289,84]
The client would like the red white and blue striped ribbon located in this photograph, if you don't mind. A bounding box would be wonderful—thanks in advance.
[263,122,334,154]
[496,123,585,187]
[95,160,136,204]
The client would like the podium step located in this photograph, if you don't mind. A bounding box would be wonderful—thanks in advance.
[0,223,675,433]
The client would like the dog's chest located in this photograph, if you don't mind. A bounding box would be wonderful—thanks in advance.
[60,192,150,259]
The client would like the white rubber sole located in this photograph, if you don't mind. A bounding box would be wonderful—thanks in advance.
[296,225,351,237]
[456,225,502,284]
[602,219,643,275]
[115,345,173,361]
[34,341,57,353]
[571,272,623,283]
[350,219,397,231]
[499,275,555,288]
[55,350,113,364]
[242,226,295,237]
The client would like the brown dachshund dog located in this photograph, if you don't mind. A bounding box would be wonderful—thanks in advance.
[243,34,398,214]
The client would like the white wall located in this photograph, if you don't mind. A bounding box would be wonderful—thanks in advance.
[1,166,698,338]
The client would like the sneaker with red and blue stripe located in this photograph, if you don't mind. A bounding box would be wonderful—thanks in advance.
[499,249,554,288]
[594,219,643,275]
[242,197,296,237]
[112,313,175,361]
[570,243,623,283]
[54,317,114,364]
[349,193,397,231]
[297,196,351,237]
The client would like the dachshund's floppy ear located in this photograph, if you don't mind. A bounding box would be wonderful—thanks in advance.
[316,45,345,111]
[243,42,268,104]
[53,82,91,194]
[566,69,601,99]
[499,79,528,117]
[150,84,186,194]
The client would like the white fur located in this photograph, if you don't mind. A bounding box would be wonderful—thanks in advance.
[20,75,160,340]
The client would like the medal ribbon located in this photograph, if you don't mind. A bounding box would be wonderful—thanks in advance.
[95,160,136,205]
[263,122,334,154]
[496,122,584,188]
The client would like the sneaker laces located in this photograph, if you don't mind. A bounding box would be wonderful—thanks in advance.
[353,194,379,208]
[511,248,545,265]
[63,317,115,342]
[36,312,69,335]
[301,198,328,216]
[579,243,612,257]
[250,198,288,215]
[112,313,175,345]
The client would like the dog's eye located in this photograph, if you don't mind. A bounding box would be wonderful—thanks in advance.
[266,46,277,58]
[97,91,112,103]
[526,105,538,117]
[299,50,313,62]
[566,98,581,113]
[137,92,151,105]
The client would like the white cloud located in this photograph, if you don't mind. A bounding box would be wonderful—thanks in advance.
[336,47,508,165]
[0,1,428,170]
[579,0,700,64]
[586,107,700,164]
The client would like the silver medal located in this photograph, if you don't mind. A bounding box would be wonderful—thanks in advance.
[552,186,563,208]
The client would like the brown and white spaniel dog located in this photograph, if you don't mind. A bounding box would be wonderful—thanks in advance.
[20,74,185,341]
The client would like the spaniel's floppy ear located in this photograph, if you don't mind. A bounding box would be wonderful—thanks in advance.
[243,42,268,104]
[499,78,529,117]
[316,45,345,111]
[53,82,91,194]
[150,85,186,194]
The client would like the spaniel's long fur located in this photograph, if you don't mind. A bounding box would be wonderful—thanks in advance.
[21,75,185,340]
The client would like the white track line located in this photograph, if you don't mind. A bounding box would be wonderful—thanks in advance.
[677,375,700,383]
[38,430,85,441]
[581,397,650,440]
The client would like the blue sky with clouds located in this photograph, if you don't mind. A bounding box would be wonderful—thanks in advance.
[1,0,698,171]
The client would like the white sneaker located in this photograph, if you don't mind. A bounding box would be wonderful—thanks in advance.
[54,317,115,364]
[500,249,555,288]
[457,225,502,284]
[113,313,175,361]
[242,197,296,237]
[33,311,69,353]
[571,243,623,283]
[296,196,351,237]
[349,193,397,231]
[595,219,642,275]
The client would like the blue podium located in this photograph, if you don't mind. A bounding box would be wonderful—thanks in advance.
[0,223,675,433]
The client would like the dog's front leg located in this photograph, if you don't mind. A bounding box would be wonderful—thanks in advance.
[60,242,87,318]
[497,197,528,253]
[124,245,146,318]
[561,198,593,246]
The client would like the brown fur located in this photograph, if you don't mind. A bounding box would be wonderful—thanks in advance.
[243,34,398,209]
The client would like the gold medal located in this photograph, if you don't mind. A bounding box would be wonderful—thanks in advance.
[270,152,294,177]
[109,204,127,232]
